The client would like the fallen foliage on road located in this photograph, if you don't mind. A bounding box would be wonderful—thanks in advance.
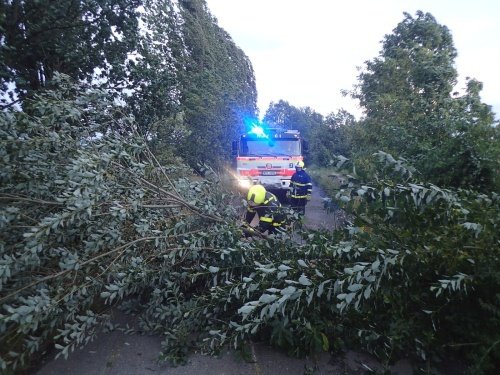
[1,81,498,374]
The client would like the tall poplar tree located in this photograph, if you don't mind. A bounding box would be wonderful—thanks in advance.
[177,0,257,166]
[128,0,258,167]
[125,0,188,158]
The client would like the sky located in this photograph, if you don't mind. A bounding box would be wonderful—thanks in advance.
[205,0,500,120]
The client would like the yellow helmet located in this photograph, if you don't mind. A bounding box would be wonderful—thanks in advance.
[296,161,305,168]
[247,184,266,204]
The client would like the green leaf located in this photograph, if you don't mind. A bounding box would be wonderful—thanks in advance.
[281,286,297,295]
[345,293,355,304]
[348,284,363,292]
[209,266,220,273]
[298,274,312,286]
[259,294,277,304]
[321,332,329,351]
[238,305,256,315]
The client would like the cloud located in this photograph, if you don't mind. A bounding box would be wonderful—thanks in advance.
[207,0,500,119]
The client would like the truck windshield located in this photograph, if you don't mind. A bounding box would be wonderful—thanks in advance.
[240,138,301,156]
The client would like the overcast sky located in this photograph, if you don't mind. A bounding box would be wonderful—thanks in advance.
[205,0,500,120]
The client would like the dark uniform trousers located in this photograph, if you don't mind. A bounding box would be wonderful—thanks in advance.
[289,169,312,216]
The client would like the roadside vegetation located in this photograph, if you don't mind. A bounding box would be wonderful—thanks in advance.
[1,2,498,374]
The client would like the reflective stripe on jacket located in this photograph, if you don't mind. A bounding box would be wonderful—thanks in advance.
[289,170,312,199]
[246,191,284,231]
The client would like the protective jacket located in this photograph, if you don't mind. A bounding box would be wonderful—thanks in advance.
[289,170,312,199]
[245,191,284,233]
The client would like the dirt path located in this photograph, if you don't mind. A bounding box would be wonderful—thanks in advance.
[303,182,343,231]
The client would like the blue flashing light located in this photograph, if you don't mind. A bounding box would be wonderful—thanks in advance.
[248,124,268,138]
[242,116,273,138]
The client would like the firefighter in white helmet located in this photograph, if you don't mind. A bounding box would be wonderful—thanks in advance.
[288,160,312,217]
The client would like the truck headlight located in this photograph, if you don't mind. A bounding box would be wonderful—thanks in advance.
[238,179,251,189]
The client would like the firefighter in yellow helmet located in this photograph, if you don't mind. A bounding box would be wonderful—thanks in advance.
[245,184,284,234]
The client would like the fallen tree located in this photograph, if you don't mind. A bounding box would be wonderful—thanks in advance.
[1,78,498,374]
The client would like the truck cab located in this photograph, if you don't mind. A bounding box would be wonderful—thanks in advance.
[232,127,307,195]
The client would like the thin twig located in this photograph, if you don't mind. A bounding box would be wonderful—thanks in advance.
[141,138,181,198]
[137,175,225,223]
[140,204,182,209]
[0,195,63,206]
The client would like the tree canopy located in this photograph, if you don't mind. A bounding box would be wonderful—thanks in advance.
[348,11,499,191]
[0,0,257,167]
[263,100,323,140]
[0,0,141,100]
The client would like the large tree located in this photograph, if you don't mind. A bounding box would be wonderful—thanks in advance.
[124,0,188,159]
[126,0,258,167]
[0,0,141,107]
[350,11,498,191]
[352,11,458,156]
[1,0,258,167]
[177,0,257,166]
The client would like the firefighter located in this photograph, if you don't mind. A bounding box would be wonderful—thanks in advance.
[288,161,312,217]
[245,184,284,234]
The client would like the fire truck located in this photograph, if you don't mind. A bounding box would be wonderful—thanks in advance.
[232,125,307,195]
